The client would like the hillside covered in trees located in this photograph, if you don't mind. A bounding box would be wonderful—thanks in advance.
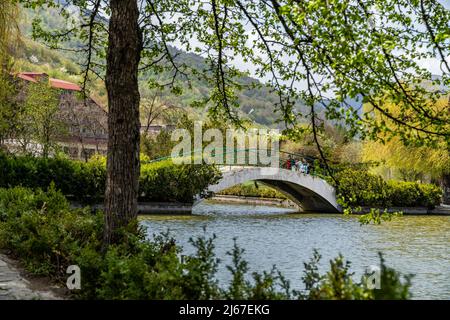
[15,5,315,127]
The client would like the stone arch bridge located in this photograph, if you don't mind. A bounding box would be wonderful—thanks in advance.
[195,166,341,213]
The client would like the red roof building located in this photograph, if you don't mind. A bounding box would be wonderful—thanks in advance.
[10,71,108,160]
[17,72,48,82]
[49,78,81,91]
[16,73,38,83]
[14,72,82,91]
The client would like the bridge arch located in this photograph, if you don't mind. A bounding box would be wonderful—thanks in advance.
[196,167,341,213]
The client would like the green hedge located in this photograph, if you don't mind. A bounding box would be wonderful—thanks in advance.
[140,159,221,203]
[0,152,106,202]
[0,153,221,204]
[334,168,442,208]
[387,181,442,208]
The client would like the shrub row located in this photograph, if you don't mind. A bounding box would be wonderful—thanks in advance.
[0,187,412,299]
[334,168,442,208]
[0,152,106,203]
[0,153,221,204]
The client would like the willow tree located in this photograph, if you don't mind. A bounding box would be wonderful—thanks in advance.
[22,0,450,243]
[364,137,450,178]
[0,0,19,67]
[0,0,19,145]
[362,98,450,191]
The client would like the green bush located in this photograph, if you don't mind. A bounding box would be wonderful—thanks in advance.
[0,183,69,220]
[140,159,221,203]
[333,168,442,208]
[387,181,442,208]
[0,186,103,277]
[387,181,422,207]
[0,153,220,204]
[299,250,412,300]
[0,152,105,203]
[218,182,287,199]
[0,187,413,300]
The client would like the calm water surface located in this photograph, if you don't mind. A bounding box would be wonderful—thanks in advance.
[140,202,450,299]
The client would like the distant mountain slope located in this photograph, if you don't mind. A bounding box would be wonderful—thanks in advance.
[17,6,315,127]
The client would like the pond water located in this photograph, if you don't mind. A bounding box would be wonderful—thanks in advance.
[140,202,450,299]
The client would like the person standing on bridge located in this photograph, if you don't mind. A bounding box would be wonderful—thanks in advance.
[295,159,300,171]
[286,155,292,170]
[302,159,310,174]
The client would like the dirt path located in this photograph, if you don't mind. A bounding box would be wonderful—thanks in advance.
[0,254,63,300]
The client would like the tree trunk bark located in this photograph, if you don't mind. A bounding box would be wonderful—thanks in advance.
[104,0,142,245]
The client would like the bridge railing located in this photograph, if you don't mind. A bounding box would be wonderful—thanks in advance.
[144,148,331,177]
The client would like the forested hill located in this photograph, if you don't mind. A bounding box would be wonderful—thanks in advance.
[16,6,314,128]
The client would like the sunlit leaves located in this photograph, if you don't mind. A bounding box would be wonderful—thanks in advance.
[23,0,450,149]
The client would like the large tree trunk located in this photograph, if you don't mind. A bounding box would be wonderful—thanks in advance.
[104,0,142,245]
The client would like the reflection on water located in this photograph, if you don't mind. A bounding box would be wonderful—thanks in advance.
[140,201,450,299]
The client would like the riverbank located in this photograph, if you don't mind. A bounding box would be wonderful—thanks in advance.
[0,253,64,300]
[72,201,194,215]
[72,199,450,215]
[135,200,450,215]
[210,195,300,209]
[72,196,300,215]
[353,205,450,215]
